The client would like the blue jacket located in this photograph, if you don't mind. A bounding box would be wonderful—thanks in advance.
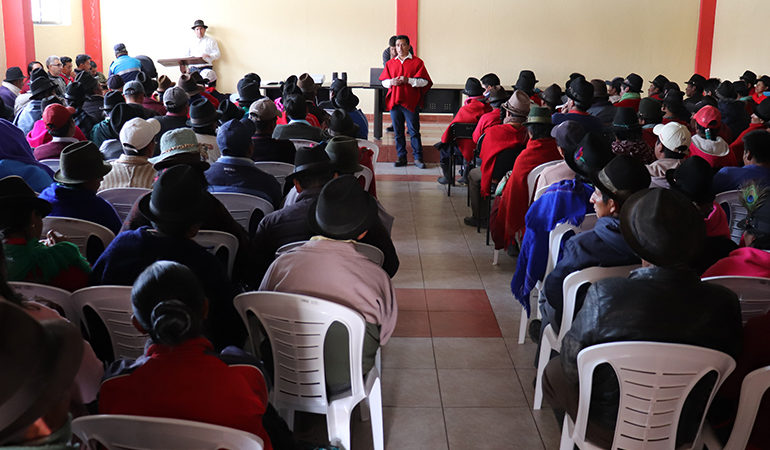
[108,55,142,82]
[349,109,369,140]
[712,164,770,194]
[551,111,604,134]
[38,183,122,234]
[13,99,43,136]
[0,159,53,193]
[204,156,282,208]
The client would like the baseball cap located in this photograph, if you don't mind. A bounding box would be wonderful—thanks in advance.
[249,98,281,121]
[42,104,75,129]
[120,117,161,151]
[653,122,691,152]
[123,80,145,96]
[693,105,721,128]
[199,69,217,84]
[163,86,189,109]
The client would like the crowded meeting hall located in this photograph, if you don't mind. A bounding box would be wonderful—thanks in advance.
[3,1,770,449]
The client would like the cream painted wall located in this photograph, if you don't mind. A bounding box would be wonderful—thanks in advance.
[420,0,700,92]
[711,0,769,81]
[34,0,84,66]
[99,0,395,113]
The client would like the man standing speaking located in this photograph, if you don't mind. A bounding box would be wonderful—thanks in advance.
[185,19,220,73]
[380,35,432,168]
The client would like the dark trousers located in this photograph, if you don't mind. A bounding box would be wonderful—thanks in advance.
[469,168,488,220]
[390,105,422,160]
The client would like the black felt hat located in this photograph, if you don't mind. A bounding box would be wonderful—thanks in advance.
[542,84,563,107]
[612,107,641,130]
[665,155,715,204]
[594,155,651,203]
[650,74,669,90]
[237,79,262,106]
[754,98,770,122]
[100,90,126,112]
[487,86,510,105]
[623,73,643,93]
[54,141,112,184]
[286,146,333,184]
[638,98,663,123]
[565,76,593,106]
[463,77,484,97]
[29,72,55,99]
[325,135,363,174]
[741,70,758,85]
[109,103,145,135]
[327,109,360,138]
[63,81,86,102]
[3,67,24,82]
[139,164,209,225]
[686,74,707,89]
[308,174,378,241]
[191,19,208,29]
[564,131,615,179]
[186,98,220,127]
[0,176,52,216]
[716,80,737,101]
[75,70,98,94]
[217,99,244,125]
[332,86,360,111]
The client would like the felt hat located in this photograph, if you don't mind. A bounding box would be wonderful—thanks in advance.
[109,103,145,135]
[286,146,333,184]
[638,98,663,123]
[163,86,189,110]
[248,98,280,121]
[753,98,770,122]
[514,70,538,93]
[612,107,641,130]
[0,300,83,444]
[42,104,75,129]
[139,165,209,225]
[3,67,24,82]
[542,84,563,106]
[218,99,244,125]
[64,82,86,102]
[186,98,219,127]
[590,79,608,99]
[716,81,737,101]
[462,77,484,97]
[135,72,157,97]
[150,128,204,166]
[593,155,651,203]
[54,141,112,184]
[191,19,208,29]
[759,75,770,88]
[29,74,55,99]
[487,85,510,105]
[649,74,669,90]
[75,70,98,94]
[605,77,624,92]
[216,118,256,157]
[653,122,691,152]
[664,81,681,94]
[734,80,750,97]
[693,105,721,128]
[501,90,531,118]
[623,73,643,93]
[0,176,52,216]
[332,86,360,111]
[178,74,203,96]
[524,106,552,125]
[120,117,161,153]
[325,135,363,174]
[123,80,145,96]
[564,131,615,179]
[106,74,125,92]
[620,188,705,267]
[308,174,378,240]
[685,73,707,89]
[156,75,175,94]
[237,79,261,105]
[327,109,360,138]
[665,155,715,204]
[330,78,347,93]
[100,90,125,112]
[565,76,593,106]
[550,120,587,153]
[740,70,758,85]
[297,73,317,94]
[663,89,685,108]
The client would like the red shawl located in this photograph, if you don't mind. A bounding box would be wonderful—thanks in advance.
[493,137,561,249]
[473,109,501,143]
[728,122,764,165]
[702,247,770,278]
[440,98,492,161]
[379,56,432,112]
[479,123,527,196]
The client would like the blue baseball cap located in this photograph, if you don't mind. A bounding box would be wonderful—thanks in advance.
[216,118,256,157]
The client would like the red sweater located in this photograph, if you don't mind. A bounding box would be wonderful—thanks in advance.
[479,123,527,196]
[473,109,502,143]
[440,97,492,161]
[379,56,432,112]
[614,97,641,111]
[728,122,765,166]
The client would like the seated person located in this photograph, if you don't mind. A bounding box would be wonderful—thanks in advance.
[188,97,220,163]
[689,105,736,169]
[271,94,324,142]
[638,97,663,149]
[25,97,87,149]
[260,175,397,395]
[297,73,330,127]
[99,261,272,449]
[152,87,191,140]
[472,85,508,143]
[727,97,770,164]
[217,99,245,125]
[610,107,655,164]
[712,130,770,194]
[646,122,690,177]
[533,120,588,194]
[14,68,57,136]
[551,76,604,134]
[99,117,160,191]
[543,188,743,448]
[613,73,643,110]
[32,104,82,161]
[89,91,125,148]
[248,98,295,164]
[704,182,770,278]
[324,133,377,198]
[330,86,368,139]
[99,102,148,160]
[317,77,346,110]
[38,141,122,234]
[205,118,282,208]
[0,118,54,192]
[63,81,97,141]
[235,73,264,111]
[0,176,90,291]
[91,165,244,350]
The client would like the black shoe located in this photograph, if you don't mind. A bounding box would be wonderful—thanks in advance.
[528,319,542,343]
[386,126,394,132]
[437,176,452,185]
[394,158,407,167]
[456,176,468,186]
[463,216,487,227]
[414,159,426,169]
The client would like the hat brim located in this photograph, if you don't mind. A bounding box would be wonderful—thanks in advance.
[524,117,552,126]
[53,161,112,185]
[0,196,52,217]
[138,190,210,225]
[307,193,378,240]
[285,160,334,184]
[150,153,210,171]
[563,148,591,179]
[186,112,221,127]
[462,90,485,97]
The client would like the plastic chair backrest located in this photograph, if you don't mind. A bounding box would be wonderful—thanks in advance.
[527,160,561,204]
[9,281,77,324]
[71,414,264,450]
[275,240,385,266]
[354,165,374,191]
[569,342,735,450]
[71,285,147,360]
[97,187,151,223]
[39,159,60,172]
[289,139,319,150]
[41,216,115,264]
[715,190,747,244]
[545,214,598,278]
[448,122,476,141]
[722,365,770,450]
[211,192,274,236]
[253,161,295,190]
[233,292,368,415]
[357,139,380,165]
[191,230,239,278]
[701,276,770,323]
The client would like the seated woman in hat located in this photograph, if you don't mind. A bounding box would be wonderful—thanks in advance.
[0,176,91,292]
[610,107,655,164]
[0,119,54,193]
[99,260,273,450]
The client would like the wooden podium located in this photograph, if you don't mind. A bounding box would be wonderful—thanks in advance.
[157,57,206,68]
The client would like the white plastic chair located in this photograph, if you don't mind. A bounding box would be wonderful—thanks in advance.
[234,292,383,450]
[527,160,562,205]
[9,281,78,324]
[355,165,374,191]
[357,139,380,166]
[71,285,147,361]
[715,190,747,244]
[533,264,640,409]
[41,216,115,264]
[39,158,60,172]
[703,365,770,450]
[71,414,264,450]
[97,187,151,222]
[275,240,385,267]
[561,341,736,450]
[211,192,274,235]
[253,161,295,190]
[192,230,239,278]
[701,276,770,323]
[289,139,319,150]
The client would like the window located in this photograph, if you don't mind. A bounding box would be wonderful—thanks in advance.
[31,0,70,25]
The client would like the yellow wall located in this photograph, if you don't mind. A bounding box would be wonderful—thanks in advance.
[0,3,6,72]
[711,0,770,81]
[33,0,84,66]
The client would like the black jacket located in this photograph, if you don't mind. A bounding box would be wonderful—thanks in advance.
[272,121,324,142]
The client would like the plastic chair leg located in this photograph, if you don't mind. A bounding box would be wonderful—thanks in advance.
[492,249,499,265]
[559,415,574,450]
[533,330,554,410]
[279,408,295,431]
[368,378,384,450]
[518,305,528,344]
[327,401,353,450]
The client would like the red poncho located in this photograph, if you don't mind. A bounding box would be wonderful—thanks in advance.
[479,123,527,196]
[379,56,432,112]
[703,247,770,278]
[473,109,502,143]
[440,97,492,161]
[728,122,765,166]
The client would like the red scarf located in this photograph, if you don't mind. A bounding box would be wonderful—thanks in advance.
[479,123,527,196]
[440,98,492,161]
[380,56,433,111]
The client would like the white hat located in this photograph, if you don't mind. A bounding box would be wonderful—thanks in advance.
[199,69,217,84]
[120,117,161,152]
[653,122,691,152]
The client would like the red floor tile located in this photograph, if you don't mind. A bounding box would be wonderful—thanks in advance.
[425,289,493,313]
[395,288,428,311]
[393,310,431,337]
[428,311,502,338]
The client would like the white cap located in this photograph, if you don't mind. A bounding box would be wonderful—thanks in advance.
[653,122,691,152]
[199,69,217,84]
[120,117,161,151]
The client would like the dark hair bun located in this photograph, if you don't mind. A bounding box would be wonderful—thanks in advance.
[150,299,192,346]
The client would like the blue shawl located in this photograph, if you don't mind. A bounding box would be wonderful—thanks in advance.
[0,118,55,176]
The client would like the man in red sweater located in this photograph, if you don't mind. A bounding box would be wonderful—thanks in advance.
[379,35,432,168]
[614,73,643,111]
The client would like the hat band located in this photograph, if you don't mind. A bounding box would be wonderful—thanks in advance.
[161,143,198,154]
[597,169,620,195]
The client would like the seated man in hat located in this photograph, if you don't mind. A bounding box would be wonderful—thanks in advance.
[248,98,295,164]
[14,68,58,136]
[100,117,160,191]
[64,82,98,140]
[472,85,508,143]
[647,74,669,101]
[108,43,142,83]
[435,77,491,185]
[186,19,220,73]
[728,97,770,163]
[91,165,245,350]
[188,97,221,162]
[38,141,122,234]
[662,90,691,125]
[235,73,263,112]
[153,86,191,140]
[646,122,691,178]
[260,175,397,395]
[713,129,770,194]
[324,131,377,197]
[317,77,347,110]
[534,121,588,194]
[716,81,750,142]
[610,107,655,164]
[552,76,604,134]
[200,68,228,105]
[179,72,220,109]
[123,80,156,119]
[542,188,742,448]
[272,94,324,142]
[90,90,126,148]
[752,75,770,105]
[331,86,368,140]
[0,67,25,111]
[205,118,281,208]
[605,77,623,104]
[613,73,643,111]
[638,97,663,149]
[297,73,330,128]
[33,104,82,161]
[99,103,148,160]
[586,79,615,130]
[684,73,707,114]
[75,70,104,124]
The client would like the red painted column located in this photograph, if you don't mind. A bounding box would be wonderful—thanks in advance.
[2,0,36,70]
[396,0,419,54]
[82,0,103,71]
[694,0,717,78]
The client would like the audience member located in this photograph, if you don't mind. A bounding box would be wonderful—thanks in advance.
[14,68,58,136]
[613,73,643,110]
[0,67,24,112]
[90,90,125,147]
[33,104,81,160]
[0,119,54,191]
[100,102,146,159]
[153,86,190,139]
[236,73,263,111]
[587,79,614,130]
[75,69,104,123]
[318,77,347,110]
[610,107,655,163]
[472,85,508,142]
[100,117,160,190]
[122,80,156,119]
[74,53,92,76]
[728,97,770,163]
[382,35,397,67]
[605,76,623,103]
[44,55,66,96]
[690,105,736,168]
[108,43,142,82]
[297,73,330,127]
[199,68,228,104]
[324,109,361,140]
[533,120,588,194]
[106,74,124,92]
[637,97,663,148]
[179,72,219,109]
[59,56,74,84]
[480,72,500,96]
[684,73,707,113]
[218,98,245,125]
[712,129,770,194]
[187,97,221,162]
[272,94,324,141]
[646,121,691,177]
[248,98,295,163]
[662,89,690,124]
[136,72,166,117]
[716,80,750,142]
[63,81,97,140]
[331,86,368,139]
[552,76,604,133]
[751,74,770,105]
[647,74,668,101]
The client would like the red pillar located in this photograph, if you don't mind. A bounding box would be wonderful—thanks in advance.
[82,0,103,71]
[2,0,36,70]
[396,0,419,54]
[694,0,717,78]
